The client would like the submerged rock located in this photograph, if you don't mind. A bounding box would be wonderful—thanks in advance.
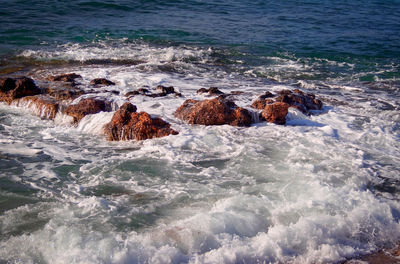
[261,102,289,125]
[90,78,115,86]
[104,102,178,141]
[0,76,41,103]
[174,98,252,127]
[65,98,112,123]
[47,73,82,83]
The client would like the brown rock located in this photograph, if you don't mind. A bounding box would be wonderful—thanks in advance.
[156,85,175,95]
[125,91,140,97]
[196,87,224,96]
[275,89,322,114]
[90,78,115,86]
[261,102,289,125]
[45,87,85,101]
[174,98,252,127]
[104,102,178,141]
[13,95,59,119]
[65,98,111,123]
[251,98,274,110]
[0,77,41,103]
[48,73,82,83]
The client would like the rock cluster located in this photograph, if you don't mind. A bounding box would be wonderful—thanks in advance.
[65,98,112,123]
[0,77,41,103]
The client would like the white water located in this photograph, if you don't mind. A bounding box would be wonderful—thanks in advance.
[1,43,400,264]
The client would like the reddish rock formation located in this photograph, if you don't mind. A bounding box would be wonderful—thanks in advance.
[90,78,115,86]
[48,73,82,83]
[13,95,59,119]
[65,98,111,123]
[261,102,289,125]
[251,98,274,110]
[104,102,178,141]
[0,77,41,103]
[174,98,252,127]
[275,89,322,114]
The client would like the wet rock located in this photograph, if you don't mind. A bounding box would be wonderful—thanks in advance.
[13,95,59,119]
[230,91,245,95]
[137,88,150,94]
[0,76,41,103]
[275,89,322,114]
[196,87,224,96]
[125,91,140,97]
[65,98,111,123]
[174,98,252,127]
[45,87,85,101]
[90,78,115,86]
[47,73,82,83]
[251,98,274,110]
[104,102,178,141]
[259,91,275,99]
[156,85,175,95]
[261,102,289,125]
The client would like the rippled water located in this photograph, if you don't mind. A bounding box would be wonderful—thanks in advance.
[1,1,400,263]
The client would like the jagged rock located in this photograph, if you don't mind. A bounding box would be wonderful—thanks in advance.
[261,102,289,125]
[275,89,322,114]
[251,98,274,110]
[174,98,252,127]
[65,98,111,123]
[196,87,224,96]
[13,95,59,119]
[47,73,82,83]
[104,102,178,141]
[90,78,115,86]
[45,87,85,101]
[0,76,41,103]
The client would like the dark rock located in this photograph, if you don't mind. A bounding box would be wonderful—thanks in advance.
[230,91,245,95]
[259,91,275,99]
[48,73,82,83]
[275,89,323,114]
[156,85,175,95]
[104,102,178,141]
[125,91,140,97]
[90,78,115,86]
[196,87,224,96]
[0,76,41,103]
[65,98,111,123]
[174,98,252,127]
[261,102,289,125]
[45,87,85,101]
[137,88,150,94]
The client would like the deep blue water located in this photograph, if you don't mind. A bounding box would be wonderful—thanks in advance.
[0,0,399,83]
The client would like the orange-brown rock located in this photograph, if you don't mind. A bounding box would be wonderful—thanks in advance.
[174,98,252,127]
[0,77,41,103]
[47,73,82,83]
[104,102,178,141]
[251,98,274,110]
[90,78,115,86]
[275,89,322,114]
[13,95,59,119]
[261,102,289,125]
[65,98,111,123]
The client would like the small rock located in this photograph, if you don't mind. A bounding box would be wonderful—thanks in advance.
[48,73,82,83]
[261,102,289,125]
[174,98,252,127]
[104,102,178,141]
[251,98,274,110]
[90,78,115,86]
[196,87,224,96]
[125,91,140,97]
[45,87,85,101]
[156,85,175,95]
[65,98,111,123]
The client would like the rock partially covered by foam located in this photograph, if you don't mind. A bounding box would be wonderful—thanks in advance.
[47,73,82,83]
[13,95,59,119]
[104,102,178,141]
[174,98,252,127]
[0,77,41,103]
[65,98,112,123]
[261,102,289,125]
[90,78,115,86]
[275,89,322,114]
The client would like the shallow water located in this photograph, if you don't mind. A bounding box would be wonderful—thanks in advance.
[1,1,400,263]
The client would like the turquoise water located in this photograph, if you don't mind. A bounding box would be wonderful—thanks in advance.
[1,1,400,263]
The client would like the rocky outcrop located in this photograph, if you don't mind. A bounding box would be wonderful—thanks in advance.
[65,98,112,123]
[12,95,59,119]
[104,102,178,141]
[45,86,85,101]
[0,77,41,103]
[261,102,289,125]
[174,98,252,127]
[90,78,115,86]
[275,89,322,114]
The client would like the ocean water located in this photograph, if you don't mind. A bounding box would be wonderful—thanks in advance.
[1,1,400,263]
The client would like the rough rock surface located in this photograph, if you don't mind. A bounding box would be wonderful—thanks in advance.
[13,95,59,119]
[65,98,111,123]
[90,78,115,86]
[104,102,178,141]
[45,86,85,101]
[261,102,289,125]
[196,87,224,96]
[251,98,274,110]
[174,98,252,127]
[275,89,322,114]
[0,77,41,103]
